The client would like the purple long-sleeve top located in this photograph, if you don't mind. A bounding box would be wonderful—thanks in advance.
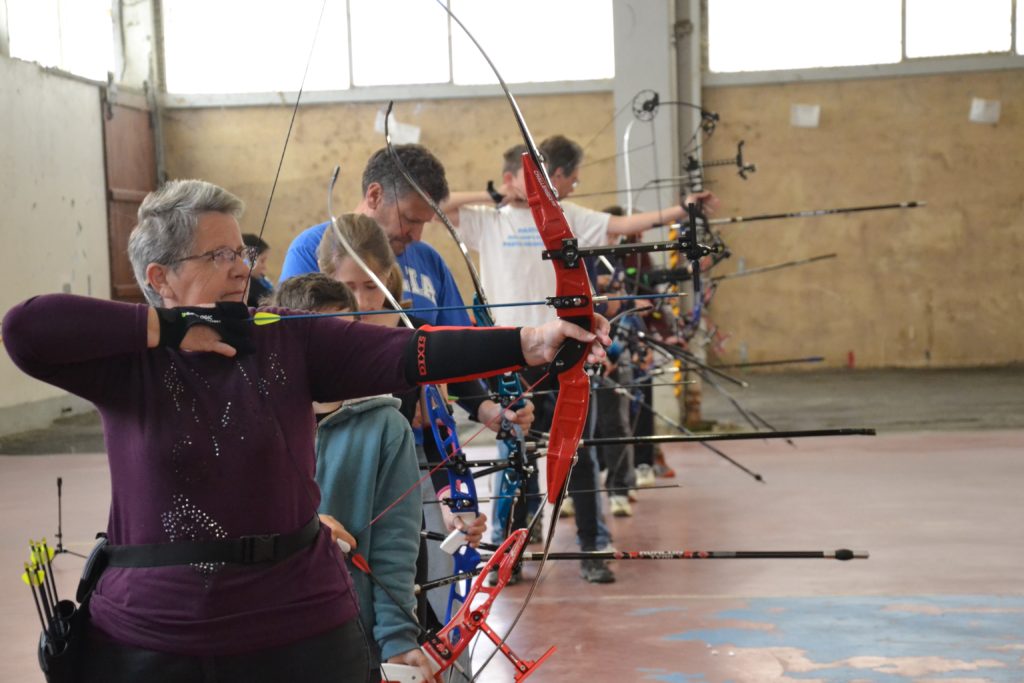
[2,294,423,656]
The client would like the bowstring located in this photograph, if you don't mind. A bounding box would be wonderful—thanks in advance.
[244,0,329,300]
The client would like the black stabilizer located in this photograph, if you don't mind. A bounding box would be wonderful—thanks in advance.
[835,548,854,561]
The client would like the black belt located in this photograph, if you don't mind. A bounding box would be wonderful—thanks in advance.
[104,515,322,568]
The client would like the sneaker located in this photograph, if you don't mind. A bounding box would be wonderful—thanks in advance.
[635,464,657,488]
[609,495,633,517]
[653,449,676,478]
[558,497,576,518]
[580,558,616,583]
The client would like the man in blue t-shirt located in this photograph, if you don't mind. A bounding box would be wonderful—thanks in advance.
[281,146,536,676]
[279,145,468,328]
[280,144,535,447]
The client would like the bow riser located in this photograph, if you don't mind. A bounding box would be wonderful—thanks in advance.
[421,384,483,624]
[522,153,594,503]
[422,529,555,679]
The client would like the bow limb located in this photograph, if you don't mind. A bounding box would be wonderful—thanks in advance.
[435,2,593,680]
[520,159,594,503]
[326,167,414,331]
[435,0,594,506]
[420,529,555,680]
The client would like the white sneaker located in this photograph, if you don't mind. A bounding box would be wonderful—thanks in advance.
[559,497,576,518]
[635,464,657,488]
[609,495,633,517]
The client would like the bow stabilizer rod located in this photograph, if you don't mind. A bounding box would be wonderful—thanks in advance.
[709,200,926,227]
[573,428,876,447]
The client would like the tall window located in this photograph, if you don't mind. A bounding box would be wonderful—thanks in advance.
[449,0,615,85]
[905,0,1012,58]
[162,0,350,94]
[161,0,614,95]
[6,0,115,81]
[709,0,1019,73]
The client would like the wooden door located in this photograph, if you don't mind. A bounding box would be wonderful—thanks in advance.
[102,91,157,302]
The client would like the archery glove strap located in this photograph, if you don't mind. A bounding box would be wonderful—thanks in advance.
[156,302,255,355]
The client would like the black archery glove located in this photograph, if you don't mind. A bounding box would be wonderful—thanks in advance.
[156,302,255,355]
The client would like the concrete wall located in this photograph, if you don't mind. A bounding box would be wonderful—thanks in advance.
[162,69,1024,371]
[0,55,110,427]
[161,92,618,300]
[702,69,1024,369]
[613,0,678,212]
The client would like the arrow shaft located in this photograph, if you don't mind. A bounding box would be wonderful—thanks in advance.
[449,378,694,403]
[616,327,749,388]
[707,201,925,226]
[254,293,682,324]
[594,374,765,481]
[712,356,824,370]
[24,564,48,632]
[426,483,680,505]
[711,253,837,282]
[41,541,59,604]
[510,549,868,561]
[349,553,426,639]
[416,569,483,594]
[415,545,868,589]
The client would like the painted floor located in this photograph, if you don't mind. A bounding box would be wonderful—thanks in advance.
[468,430,1024,682]
[1,369,1022,682]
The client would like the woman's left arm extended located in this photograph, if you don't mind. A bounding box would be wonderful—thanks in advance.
[402,318,611,386]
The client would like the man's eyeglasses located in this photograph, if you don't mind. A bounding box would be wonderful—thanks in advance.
[170,246,258,267]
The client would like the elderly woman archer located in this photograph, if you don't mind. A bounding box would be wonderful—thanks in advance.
[2,179,607,683]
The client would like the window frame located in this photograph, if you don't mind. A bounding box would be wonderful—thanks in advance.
[160,78,612,109]
[704,0,1024,87]
[0,1,10,59]
[158,0,615,109]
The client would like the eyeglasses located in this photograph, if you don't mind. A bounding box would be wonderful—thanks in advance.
[170,246,258,267]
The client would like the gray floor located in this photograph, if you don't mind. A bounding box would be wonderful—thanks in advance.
[1,367,1022,682]
[2,367,1021,456]
[676,366,1024,432]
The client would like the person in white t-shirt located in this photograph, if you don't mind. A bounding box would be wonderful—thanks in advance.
[440,135,718,583]
[443,136,718,328]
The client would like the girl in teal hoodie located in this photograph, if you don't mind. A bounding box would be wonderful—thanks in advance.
[272,271,431,681]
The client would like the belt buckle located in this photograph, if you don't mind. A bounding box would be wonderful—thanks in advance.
[240,534,278,563]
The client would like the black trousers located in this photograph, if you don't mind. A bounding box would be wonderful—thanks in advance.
[77,618,370,683]
[633,375,655,467]
[594,366,635,496]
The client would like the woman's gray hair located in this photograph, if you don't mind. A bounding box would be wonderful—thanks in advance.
[127,179,244,305]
